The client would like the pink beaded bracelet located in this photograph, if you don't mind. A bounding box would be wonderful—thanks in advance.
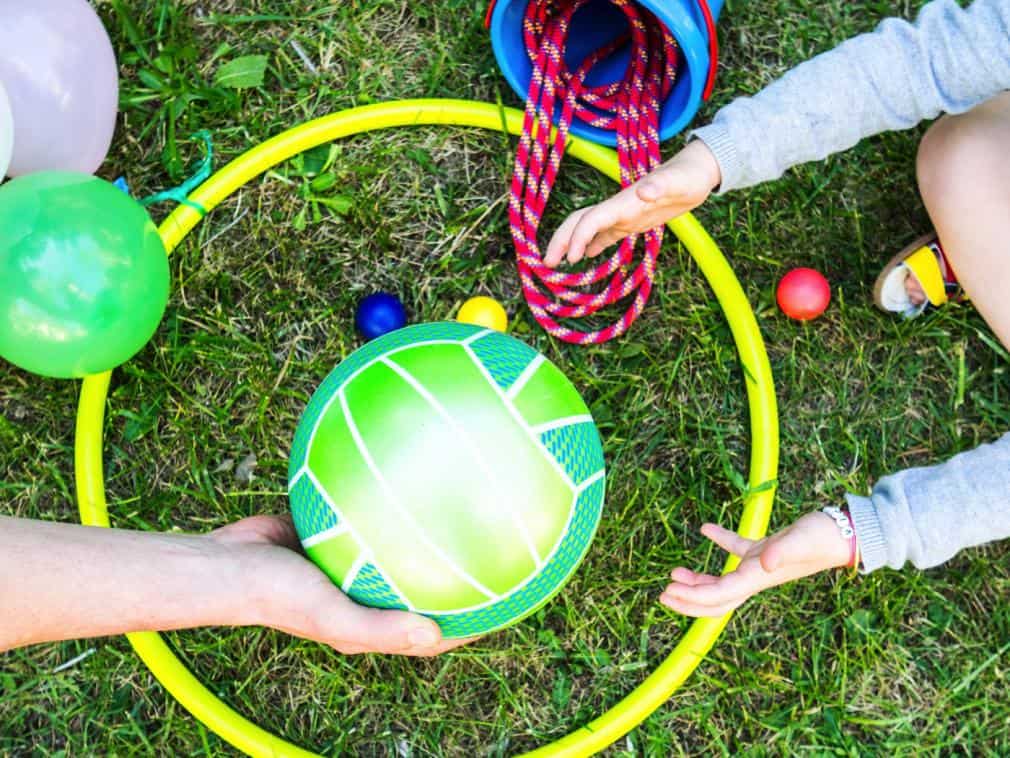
[822,505,860,570]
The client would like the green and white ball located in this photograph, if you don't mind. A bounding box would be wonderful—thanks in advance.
[287,322,606,638]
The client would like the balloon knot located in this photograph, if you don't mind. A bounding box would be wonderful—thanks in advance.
[139,130,213,216]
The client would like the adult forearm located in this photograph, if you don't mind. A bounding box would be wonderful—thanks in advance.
[0,516,254,651]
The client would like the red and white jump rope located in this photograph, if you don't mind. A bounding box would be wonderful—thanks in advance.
[491,0,716,344]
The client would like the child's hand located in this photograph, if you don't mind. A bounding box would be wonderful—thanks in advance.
[211,515,474,656]
[544,139,721,267]
[659,511,854,618]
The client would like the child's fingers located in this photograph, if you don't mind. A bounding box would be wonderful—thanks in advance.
[582,228,625,260]
[659,591,741,619]
[544,207,588,267]
[566,207,615,265]
[543,236,570,269]
[669,566,719,585]
[662,570,757,608]
[700,523,755,557]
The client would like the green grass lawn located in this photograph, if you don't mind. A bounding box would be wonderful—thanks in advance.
[3,0,1010,754]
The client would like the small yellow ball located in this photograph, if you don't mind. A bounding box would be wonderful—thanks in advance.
[457,295,508,332]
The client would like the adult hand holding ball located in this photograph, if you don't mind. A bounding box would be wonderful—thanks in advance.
[289,323,606,638]
[0,172,169,378]
[0,0,119,176]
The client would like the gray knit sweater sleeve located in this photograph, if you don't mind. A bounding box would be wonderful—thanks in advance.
[846,433,1010,573]
[691,0,1010,192]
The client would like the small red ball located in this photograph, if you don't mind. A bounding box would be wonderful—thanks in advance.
[776,268,831,321]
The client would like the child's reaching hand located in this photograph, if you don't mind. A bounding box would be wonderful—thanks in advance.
[543,139,722,268]
[660,511,854,618]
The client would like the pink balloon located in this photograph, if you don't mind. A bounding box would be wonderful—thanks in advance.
[0,0,119,176]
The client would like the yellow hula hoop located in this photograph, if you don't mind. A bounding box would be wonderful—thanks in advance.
[74,99,778,757]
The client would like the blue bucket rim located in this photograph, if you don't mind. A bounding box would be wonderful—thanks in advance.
[489,0,713,146]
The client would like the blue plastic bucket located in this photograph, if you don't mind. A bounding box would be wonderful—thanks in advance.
[490,0,723,146]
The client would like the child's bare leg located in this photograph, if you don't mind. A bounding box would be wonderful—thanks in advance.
[914,91,1010,350]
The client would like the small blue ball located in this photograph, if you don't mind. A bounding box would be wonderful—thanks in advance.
[355,292,407,340]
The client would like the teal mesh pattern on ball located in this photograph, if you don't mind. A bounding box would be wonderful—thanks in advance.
[347,562,408,611]
[288,429,310,479]
[541,422,606,486]
[287,321,482,480]
[289,321,608,638]
[289,474,339,541]
[333,322,481,383]
[428,474,606,637]
[469,331,538,390]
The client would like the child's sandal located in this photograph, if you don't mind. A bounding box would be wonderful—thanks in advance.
[872,233,961,318]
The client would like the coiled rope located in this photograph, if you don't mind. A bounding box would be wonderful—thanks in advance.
[504,0,715,343]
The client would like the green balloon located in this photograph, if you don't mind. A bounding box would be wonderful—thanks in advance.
[0,172,169,378]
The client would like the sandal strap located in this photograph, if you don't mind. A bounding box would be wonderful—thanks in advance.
[904,244,950,307]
